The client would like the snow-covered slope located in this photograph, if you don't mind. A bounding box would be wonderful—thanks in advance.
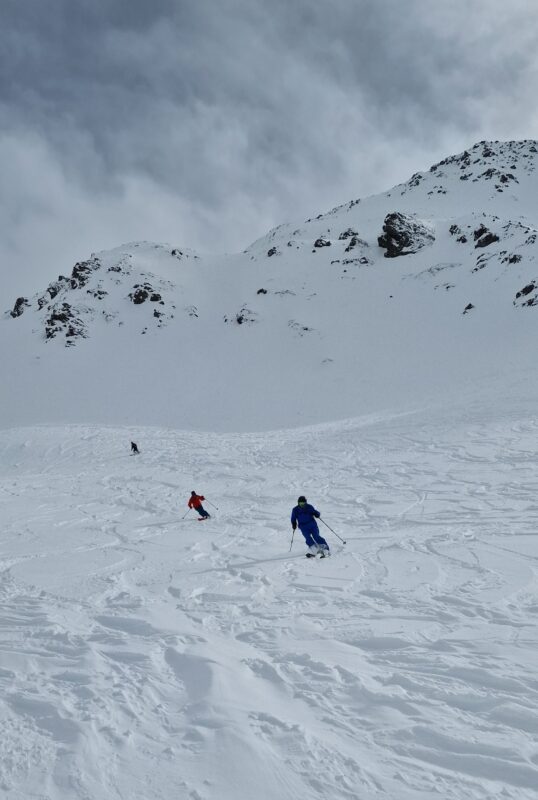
[1,406,537,799]
[3,140,538,431]
[2,141,538,799]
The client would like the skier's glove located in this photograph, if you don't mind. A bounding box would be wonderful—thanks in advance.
[292,524,297,531]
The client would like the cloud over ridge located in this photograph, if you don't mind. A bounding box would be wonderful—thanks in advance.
[1,0,537,294]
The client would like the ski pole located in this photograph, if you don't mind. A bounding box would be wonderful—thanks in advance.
[319,517,346,544]
[206,499,219,511]
[182,507,192,520]
[289,528,295,552]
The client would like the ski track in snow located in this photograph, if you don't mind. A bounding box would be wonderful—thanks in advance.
[0,409,537,799]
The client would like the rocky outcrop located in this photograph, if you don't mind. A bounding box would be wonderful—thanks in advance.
[70,258,100,289]
[44,303,87,344]
[37,277,70,309]
[10,297,30,318]
[128,283,164,305]
[449,224,469,244]
[7,245,178,346]
[473,224,499,249]
[514,282,538,307]
[378,213,435,257]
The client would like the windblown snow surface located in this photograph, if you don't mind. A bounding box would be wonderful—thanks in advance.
[1,403,538,799]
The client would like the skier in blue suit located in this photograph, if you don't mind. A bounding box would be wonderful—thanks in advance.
[291,496,330,558]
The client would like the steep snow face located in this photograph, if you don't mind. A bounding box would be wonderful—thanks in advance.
[2,140,538,431]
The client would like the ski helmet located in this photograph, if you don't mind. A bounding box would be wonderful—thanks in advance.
[297,495,307,503]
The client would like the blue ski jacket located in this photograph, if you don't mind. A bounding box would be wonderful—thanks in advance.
[291,503,320,533]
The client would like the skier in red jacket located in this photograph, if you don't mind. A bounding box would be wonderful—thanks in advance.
[188,491,211,519]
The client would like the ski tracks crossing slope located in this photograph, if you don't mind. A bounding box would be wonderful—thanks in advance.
[0,408,537,798]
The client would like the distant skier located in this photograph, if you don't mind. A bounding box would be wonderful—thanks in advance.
[131,441,140,455]
[291,496,330,558]
[188,491,211,519]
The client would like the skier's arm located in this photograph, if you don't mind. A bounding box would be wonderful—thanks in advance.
[313,507,320,518]
[291,508,297,530]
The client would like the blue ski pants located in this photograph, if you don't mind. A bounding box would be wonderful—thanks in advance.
[300,527,329,550]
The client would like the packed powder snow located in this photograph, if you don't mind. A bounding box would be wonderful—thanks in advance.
[1,403,537,799]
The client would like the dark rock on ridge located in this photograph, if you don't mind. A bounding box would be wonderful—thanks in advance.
[378,212,435,257]
[514,282,538,307]
[10,297,30,318]
[473,224,499,249]
[44,302,87,344]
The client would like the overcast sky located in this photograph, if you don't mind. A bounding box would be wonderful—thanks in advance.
[1,0,537,297]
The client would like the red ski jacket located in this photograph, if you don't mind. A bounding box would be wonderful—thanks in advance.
[188,494,205,509]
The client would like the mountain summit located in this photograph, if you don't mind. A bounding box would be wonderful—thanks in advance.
[3,140,538,431]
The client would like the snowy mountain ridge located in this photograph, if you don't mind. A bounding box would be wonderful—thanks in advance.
[248,138,538,249]
[3,139,538,431]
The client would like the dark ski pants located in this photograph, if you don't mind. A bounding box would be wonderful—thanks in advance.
[300,527,329,551]
[196,505,210,518]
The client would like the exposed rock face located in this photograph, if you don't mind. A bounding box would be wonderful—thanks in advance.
[130,287,149,304]
[475,232,499,248]
[44,302,87,345]
[10,297,30,318]
[449,224,469,244]
[473,224,499,248]
[71,258,100,288]
[129,283,164,305]
[514,282,538,307]
[378,213,435,257]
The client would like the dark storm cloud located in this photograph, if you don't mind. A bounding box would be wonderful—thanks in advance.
[1,0,537,294]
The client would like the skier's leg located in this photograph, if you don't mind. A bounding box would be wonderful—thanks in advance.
[300,529,318,555]
[301,529,315,547]
[312,530,330,553]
